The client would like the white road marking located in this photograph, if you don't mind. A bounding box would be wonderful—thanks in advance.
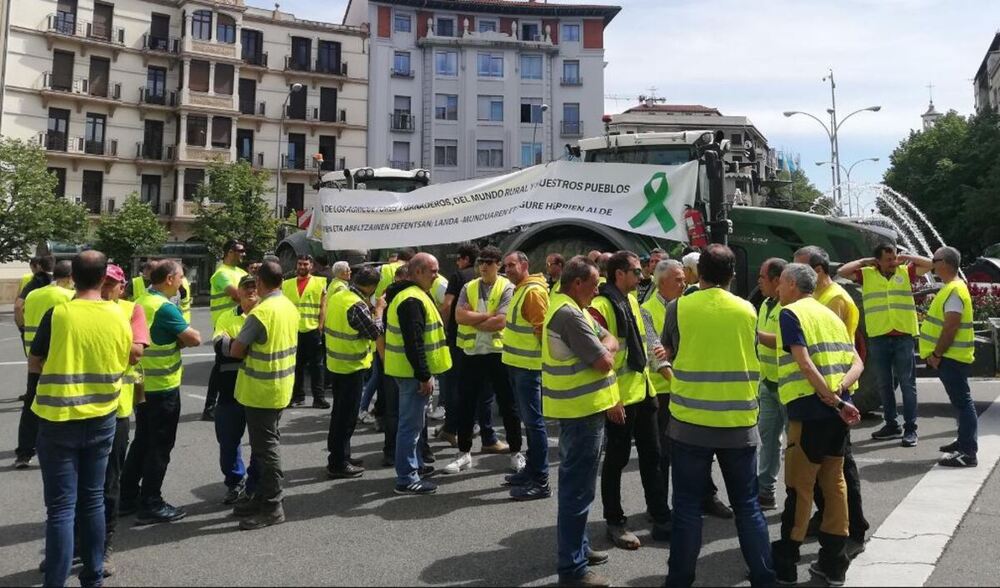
[0,352,216,366]
[186,393,206,400]
[847,394,1000,586]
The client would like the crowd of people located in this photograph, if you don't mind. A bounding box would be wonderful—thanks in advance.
[8,236,980,588]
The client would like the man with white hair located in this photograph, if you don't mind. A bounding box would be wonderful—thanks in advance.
[681,252,701,295]
[329,262,351,295]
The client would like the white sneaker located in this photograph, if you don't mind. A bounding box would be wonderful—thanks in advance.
[473,424,481,436]
[443,453,473,475]
[429,406,447,421]
[510,452,527,474]
[359,411,376,425]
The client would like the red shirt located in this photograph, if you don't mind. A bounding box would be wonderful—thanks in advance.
[130,303,151,347]
[296,275,310,296]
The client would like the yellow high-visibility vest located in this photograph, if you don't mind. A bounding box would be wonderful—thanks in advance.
[641,293,671,395]
[210,263,248,327]
[282,275,326,332]
[456,277,510,353]
[18,272,32,294]
[130,276,148,302]
[235,294,300,409]
[23,283,74,355]
[776,297,856,406]
[501,280,548,370]
[115,299,139,419]
[860,266,918,336]
[325,288,375,374]
[757,298,782,383]
[33,299,130,422]
[589,293,652,406]
[374,261,404,300]
[328,278,349,296]
[136,292,183,392]
[179,276,193,324]
[384,285,452,378]
[919,280,975,364]
[816,280,859,340]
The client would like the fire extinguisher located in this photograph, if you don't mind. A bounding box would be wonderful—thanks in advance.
[684,207,708,249]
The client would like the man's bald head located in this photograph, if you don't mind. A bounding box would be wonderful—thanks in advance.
[409,252,439,291]
[73,250,108,291]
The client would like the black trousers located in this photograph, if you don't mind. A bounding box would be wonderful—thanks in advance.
[292,330,325,401]
[381,371,430,459]
[104,417,130,546]
[15,378,39,459]
[813,431,869,541]
[245,407,283,509]
[603,396,670,525]
[121,389,181,507]
[457,353,522,454]
[204,363,220,411]
[327,369,366,469]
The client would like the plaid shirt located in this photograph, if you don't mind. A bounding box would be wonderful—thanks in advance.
[345,286,383,340]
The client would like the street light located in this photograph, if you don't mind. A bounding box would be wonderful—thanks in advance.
[275,82,304,217]
[531,104,549,165]
[814,157,880,215]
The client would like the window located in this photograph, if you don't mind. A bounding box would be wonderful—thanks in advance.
[211,117,231,148]
[46,108,70,151]
[318,135,336,170]
[82,170,103,213]
[140,175,161,208]
[436,17,455,37]
[145,66,167,103]
[189,60,209,92]
[150,13,170,49]
[477,95,503,122]
[478,19,497,33]
[286,183,304,213]
[391,141,410,169]
[521,142,542,167]
[186,115,207,146]
[731,133,743,144]
[55,0,77,35]
[562,23,581,42]
[477,53,503,77]
[521,98,543,123]
[521,22,540,41]
[563,103,581,135]
[286,132,305,169]
[288,84,306,119]
[520,54,542,80]
[183,168,204,201]
[392,96,413,130]
[290,37,311,71]
[434,140,457,167]
[143,120,164,159]
[216,14,236,44]
[435,94,458,120]
[92,2,113,42]
[317,40,341,74]
[477,140,503,168]
[84,112,106,154]
[192,10,212,40]
[562,60,580,84]
[241,29,264,65]
[239,78,257,115]
[88,56,110,97]
[435,51,457,76]
[394,13,411,33]
[51,50,74,91]
[319,87,338,122]
[393,51,411,75]
[49,167,67,198]
[214,63,234,95]
[236,129,254,162]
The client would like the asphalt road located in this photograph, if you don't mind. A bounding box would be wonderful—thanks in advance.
[0,307,998,587]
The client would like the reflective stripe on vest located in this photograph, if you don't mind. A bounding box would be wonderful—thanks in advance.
[670,288,760,428]
[137,292,183,392]
[23,284,74,355]
[590,293,651,406]
[501,280,547,370]
[325,288,374,374]
[115,299,138,418]
[641,294,671,395]
[918,280,975,364]
[456,277,510,353]
[776,297,856,405]
[756,298,781,383]
[282,275,326,332]
[541,293,619,419]
[235,294,300,408]
[384,285,452,378]
[861,266,918,336]
[210,264,248,327]
[33,299,130,422]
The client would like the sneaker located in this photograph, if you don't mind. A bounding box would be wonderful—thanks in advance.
[223,483,247,505]
[939,451,978,468]
[759,491,776,511]
[200,407,215,422]
[502,472,530,487]
[313,398,331,410]
[651,521,671,542]
[347,457,364,467]
[443,453,473,475]
[288,398,306,408]
[422,449,437,464]
[510,482,551,501]
[703,494,734,519]
[939,439,961,453]
[871,424,903,440]
[419,465,436,477]
[429,406,446,421]
[136,502,187,525]
[394,479,438,496]
[238,506,286,531]
[558,570,611,587]
[13,455,31,469]
[473,423,481,436]
[845,538,867,560]
[482,440,509,454]
[808,562,845,587]
[359,411,376,425]
[327,464,365,479]
[606,522,641,550]
[901,431,918,448]
[585,547,609,567]
[509,452,527,474]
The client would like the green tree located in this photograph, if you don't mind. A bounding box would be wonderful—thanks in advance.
[0,138,87,263]
[94,194,168,274]
[192,160,279,261]
[767,168,826,212]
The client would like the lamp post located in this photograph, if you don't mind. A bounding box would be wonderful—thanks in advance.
[275,82,304,217]
[814,157,879,216]
[531,103,549,165]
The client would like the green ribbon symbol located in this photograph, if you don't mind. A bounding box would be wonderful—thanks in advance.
[629,172,676,233]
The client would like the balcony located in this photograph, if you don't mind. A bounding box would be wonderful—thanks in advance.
[390,112,416,132]
[283,57,357,89]
[419,22,559,53]
[135,143,175,173]
[186,91,237,112]
[561,120,584,137]
[560,76,583,87]
[280,154,309,171]
[389,160,414,170]
[43,13,126,59]
[391,67,415,79]
[179,143,232,164]
[137,86,177,118]
[40,134,120,171]
[141,33,179,54]
[239,151,266,168]
[182,36,239,62]
[242,51,268,68]
[41,73,123,114]
[77,194,106,215]
[283,106,355,137]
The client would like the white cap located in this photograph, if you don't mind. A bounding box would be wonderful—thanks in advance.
[681,252,700,270]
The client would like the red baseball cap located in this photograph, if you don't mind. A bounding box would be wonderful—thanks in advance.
[105,264,126,284]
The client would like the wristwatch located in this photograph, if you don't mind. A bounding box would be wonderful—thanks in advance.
[836,400,846,410]
[932,352,943,359]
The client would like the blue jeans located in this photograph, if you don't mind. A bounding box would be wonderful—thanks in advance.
[214,401,259,494]
[869,335,918,432]
[37,413,116,588]
[938,358,978,456]
[394,377,429,486]
[556,413,605,580]
[757,379,786,495]
[667,440,775,588]
[509,367,549,484]
[360,353,381,413]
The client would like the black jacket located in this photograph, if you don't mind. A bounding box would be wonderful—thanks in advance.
[385,280,432,382]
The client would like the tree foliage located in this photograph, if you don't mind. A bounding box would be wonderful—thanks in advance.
[192,160,279,261]
[94,194,168,274]
[883,110,1000,258]
[767,169,827,213]
[0,138,87,263]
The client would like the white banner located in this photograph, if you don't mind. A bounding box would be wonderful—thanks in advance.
[318,160,700,250]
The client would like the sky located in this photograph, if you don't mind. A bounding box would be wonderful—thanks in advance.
[260,0,1000,202]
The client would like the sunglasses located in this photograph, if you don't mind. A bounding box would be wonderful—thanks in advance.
[630,267,643,277]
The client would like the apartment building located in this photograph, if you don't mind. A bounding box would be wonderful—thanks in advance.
[1,0,368,240]
[344,0,619,182]
[974,32,1000,115]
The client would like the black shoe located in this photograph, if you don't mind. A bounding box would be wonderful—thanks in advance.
[510,482,552,502]
[136,502,187,525]
[347,457,364,467]
[394,479,437,495]
[422,450,436,464]
[939,439,961,453]
[651,521,671,542]
[585,547,609,567]
[871,424,903,440]
[808,562,845,587]
[901,431,918,448]
[18,393,26,402]
[759,491,777,511]
[201,407,215,422]
[502,472,530,487]
[118,498,139,517]
[238,506,285,531]
[233,496,261,518]
[419,465,435,477]
[939,452,978,467]
[313,398,331,410]
[703,495,734,519]
[223,484,247,505]
[327,464,365,479]
[13,455,31,469]
[845,538,866,560]
[288,398,305,408]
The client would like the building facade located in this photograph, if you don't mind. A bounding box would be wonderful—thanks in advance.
[345,0,618,183]
[1,0,368,240]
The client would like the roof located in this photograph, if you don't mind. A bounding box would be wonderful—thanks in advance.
[368,0,621,24]
[622,104,722,115]
[975,32,1000,81]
